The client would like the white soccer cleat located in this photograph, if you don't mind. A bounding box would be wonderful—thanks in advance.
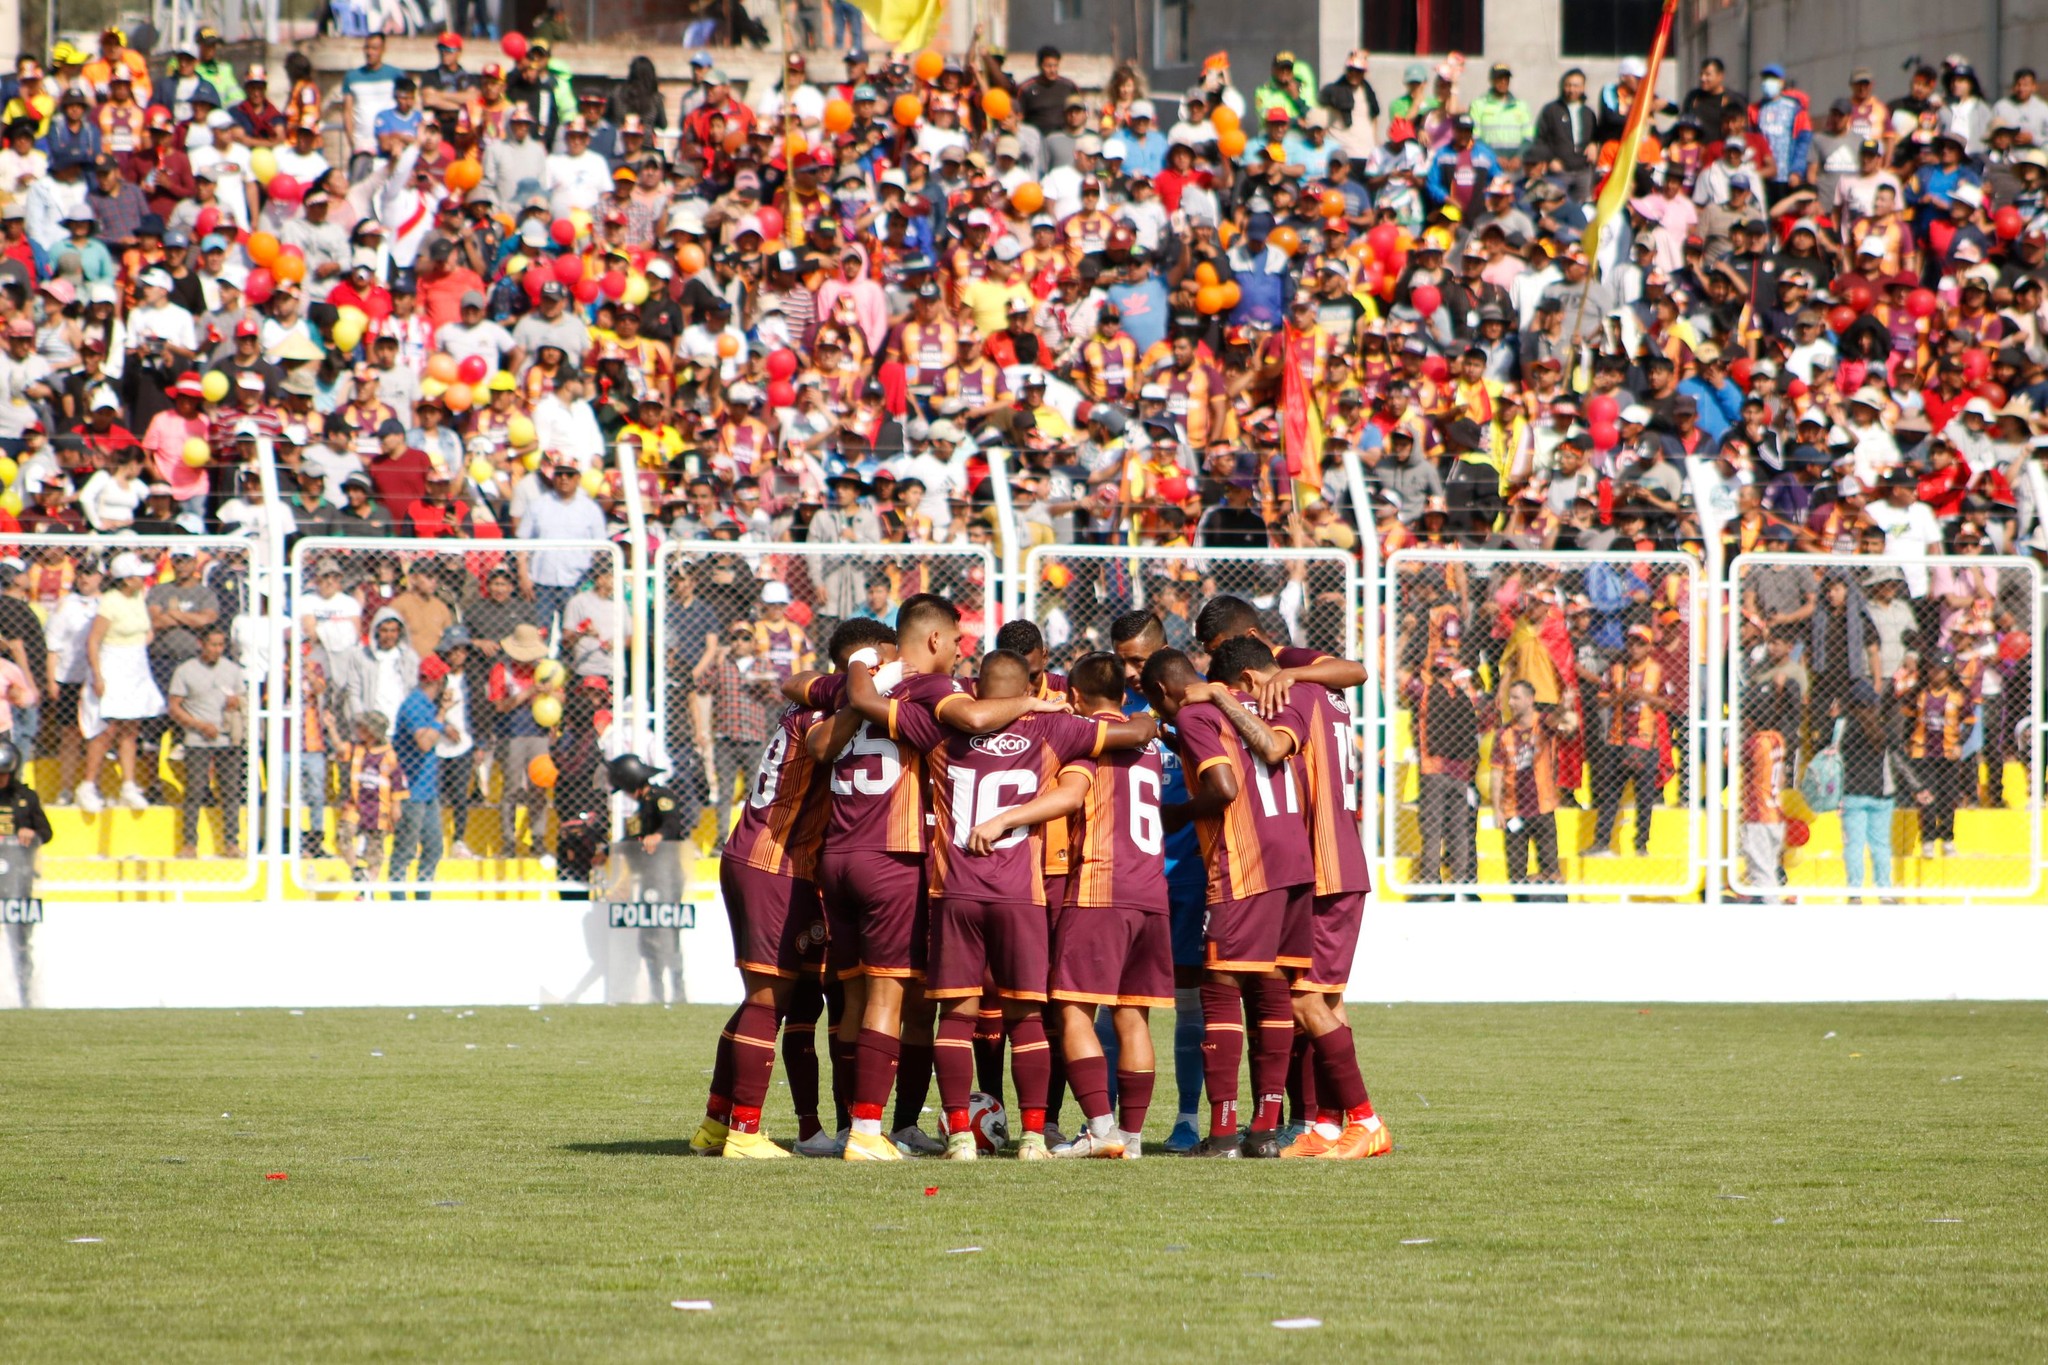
[1116,1131,1144,1159]
[1053,1129,1126,1159]
[1015,1131,1052,1160]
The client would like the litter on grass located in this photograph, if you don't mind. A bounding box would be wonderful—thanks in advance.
[1416,1094,1430,1108]
[1772,1218,1786,1225]
[66,1237,102,1243]
[1927,1218,1964,1224]
[945,1247,982,1255]
[289,1010,304,1016]
[1823,1032,1837,1039]
[370,1051,383,1058]
[670,1300,714,1312]
[464,1044,478,1050]
[1718,1194,1749,1201]
[1272,1318,1323,1330]
[1400,1238,1434,1245]
[924,1187,937,1196]
[1940,1075,1963,1083]
[265,1172,288,1181]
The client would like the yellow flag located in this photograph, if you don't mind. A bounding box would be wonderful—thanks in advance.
[851,0,947,53]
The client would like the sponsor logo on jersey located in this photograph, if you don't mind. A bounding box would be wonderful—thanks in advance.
[970,732,1033,757]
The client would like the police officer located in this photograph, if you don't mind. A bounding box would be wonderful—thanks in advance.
[607,753,688,1003]
[0,743,51,1007]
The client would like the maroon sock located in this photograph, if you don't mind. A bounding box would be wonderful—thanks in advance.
[1006,1013,1050,1133]
[1116,1068,1155,1135]
[1042,1005,1068,1127]
[1067,1053,1111,1123]
[1199,979,1245,1136]
[781,1021,820,1139]
[972,1004,1006,1101]
[850,1028,900,1124]
[934,1012,977,1133]
[706,1005,743,1124]
[891,1038,935,1132]
[1287,1025,1318,1127]
[1249,977,1294,1133]
[1312,1026,1374,1116]
[726,1002,780,1134]
[829,1035,858,1131]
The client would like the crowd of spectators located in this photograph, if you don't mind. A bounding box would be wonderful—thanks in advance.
[0,22,2036,894]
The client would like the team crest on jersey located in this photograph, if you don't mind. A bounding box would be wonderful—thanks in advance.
[1326,689,1351,716]
[970,733,1033,757]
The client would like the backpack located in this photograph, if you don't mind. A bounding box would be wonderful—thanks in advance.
[1799,718,1845,814]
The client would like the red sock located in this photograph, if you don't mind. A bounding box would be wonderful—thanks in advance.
[891,1038,934,1132]
[1067,1053,1111,1123]
[1116,1068,1155,1135]
[934,1012,976,1133]
[1199,980,1245,1135]
[850,1028,900,1123]
[1249,977,1294,1132]
[1007,1012,1049,1131]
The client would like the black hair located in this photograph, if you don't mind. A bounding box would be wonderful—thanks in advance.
[1140,647,1200,697]
[828,616,896,667]
[1068,651,1124,704]
[1193,594,1260,650]
[994,619,1046,655]
[1110,609,1164,648]
[1207,634,1276,684]
[895,591,961,643]
[1700,56,1725,73]
[978,648,1031,693]
[1037,44,1062,62]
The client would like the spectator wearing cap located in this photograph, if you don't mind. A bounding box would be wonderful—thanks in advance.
[228,65,284,147]
[1254,50,1315,124]
[387,651,460,896]
[510,273,591,371]
[417,31,478,139]
[1469,64,1535,168]
[0,316,51,455]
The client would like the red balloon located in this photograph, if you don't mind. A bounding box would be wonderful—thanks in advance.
[365,292,392,322]
[1585,393,1620,425]
[1420,354,1449,385]
[1906,287,1940,320]
[522,264,548,303]
[243,267,275,305]
[1995,205,2025,240]
[1963,349,1991,382]
[194,207,220,238]
[755,206,785,241]
[457,354,489,386]
[600,269,627,301]
[1729,357,1755,389]
[501,31,529,60]
[1976,381,2008,408]
[267,173,302,204]
[572,275,600,305]
[765,348,799,381]
[551,218,578,248]
[1411,283,1442,317]
[766,379,797,408]
[1367,223,1400,260]
[1843,282,1875,314]
[1827,304,1858,334]
[550,253,583,286]
[276,242,303,260]
[1589,418,1619,448]
[1786,818,1810,848]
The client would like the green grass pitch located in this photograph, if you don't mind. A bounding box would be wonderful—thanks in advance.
[4,1002,2047,1361]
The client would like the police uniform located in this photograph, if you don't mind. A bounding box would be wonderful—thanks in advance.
[0,780,49,1007]
[618,782,689,1002]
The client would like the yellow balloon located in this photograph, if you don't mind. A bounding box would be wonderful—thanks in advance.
[521,450,542,473]
[335,304,368,335]
[567,208,593,236]
[181,437,211,468]
[200,370,230,403]
[0,455,19,488]
[0,490,20,517]
[331,320,364,353]
[579,467,607,497]
[533,658,566,689]
[531,694,563,728]
[622,272,649,307]
[420,376,448,400]
[507,415,537,447]
[467,456,496,486]
[250,145,277,185]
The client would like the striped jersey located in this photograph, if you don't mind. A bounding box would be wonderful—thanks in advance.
[723,703,831,880]
[1065,712,1170,914]
[1742,729,1785,824]
[1174,693,1315,904]
[1495,715,1561,818]
[1270,683,1371,897]
[1907,684,1972,761]
[809,669,971,854]
[896,704,1107,904]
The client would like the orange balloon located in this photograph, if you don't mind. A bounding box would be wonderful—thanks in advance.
[784,130,807,161]
[1211,105,1240,133]
[824,97,854,133]
[1319,190,1346,218]
[892,93,924,127]
[1010,181,1044,215]
[1195,284,1227,315]
[1269,225,1301,256]
[426,352,458,384]
[981,87,1013,121]
[722,129,745,154]
[913,50,944,83]
[443,382,474,412]
[1218,281,1241,309]
[1218,127,1248,158]
[272,252,306,283]
[444,158,482,191]
[677,243,707,274]
[1194,261,1220,287]
[246,231,280,266]
[716,334,738,358]
[526,753,559,789]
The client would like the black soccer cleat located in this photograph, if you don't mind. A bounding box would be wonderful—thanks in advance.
[1183,1135,1241,1158]
[1240,1129,1285,1159]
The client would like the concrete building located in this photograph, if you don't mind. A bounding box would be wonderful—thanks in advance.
[1682,0,2047,105]
[1002,0,1680,113]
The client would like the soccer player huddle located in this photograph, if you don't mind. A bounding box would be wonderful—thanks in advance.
[691,589,1386,1162]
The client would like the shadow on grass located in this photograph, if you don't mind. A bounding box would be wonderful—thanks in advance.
[561,1139,698,1157]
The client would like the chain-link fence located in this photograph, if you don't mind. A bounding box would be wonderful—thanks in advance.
[651,538,1003,854]
[1381,548,1705,901]
[1723,552,2043,902]
[285,536,626,897]
[13,533,266,894]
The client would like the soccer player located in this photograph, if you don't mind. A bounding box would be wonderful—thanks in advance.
[793,594,1070,1161]
[1110,609,1208,1150]
[1140,648,1314,1158]
[969,651,1172,1158]
[690,618,894,1159]
[1203,636,1388,1159]
[857,649,1151,1160]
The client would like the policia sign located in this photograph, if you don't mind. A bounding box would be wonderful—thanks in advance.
[604,901,695,929]
[0,897,41,924]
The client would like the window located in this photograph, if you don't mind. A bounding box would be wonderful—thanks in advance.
[1155,0,1192,67]
[1360,0,1484,56]
[1564,0,1664,57]
[1054,0,1083,21]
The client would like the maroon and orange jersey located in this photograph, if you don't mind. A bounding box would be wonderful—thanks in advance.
[1175,693,1316,904]
[1604,658,1671,749]
[723,704,831,881]
[809,670,970,855]
[1742,729,1786,824]
[1496,715,1562,819]
[1270,683,1371,897]
[1908,684,1972,761]
[1066,714,1170,914]
[898,705,1107,904]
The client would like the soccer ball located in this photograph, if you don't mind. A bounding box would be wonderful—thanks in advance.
[967,1092,1007,1153]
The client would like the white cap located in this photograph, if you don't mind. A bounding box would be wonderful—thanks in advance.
[1130,99,1155,119]
[1101,137,1128,160]
[1857,237,1888,256]
[993,237,1022,261]
[728,381,760,402]
[111,552,150,580]
[1618,56,1647,78]
[1620,404,1652,425]
[89,386,119,411]
[760,582,792,604]
[1962,397,1996,419]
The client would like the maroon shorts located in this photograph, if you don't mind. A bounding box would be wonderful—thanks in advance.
[1277,883,1315,971]
[719,857,825,979]
[1294,890,1365,994]
[817,848,927,980]
[1042,873,1069,931]
[1050,904,1174,1008]
[925,898,1050,1001]
[1203,887,1287,973]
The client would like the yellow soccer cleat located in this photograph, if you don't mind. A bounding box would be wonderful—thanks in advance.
[1317,1121,1393,1160]
[842,1129,906,1161]
[720,1130,792,1159]
[1015,1131,1052,1160]
[689,1118,729,1157]
[1278,1128,1337,1158]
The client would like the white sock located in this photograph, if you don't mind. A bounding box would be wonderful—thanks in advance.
[851,1117,882,1136]
[1362,1115,1383,1133]
[1087,1113,1116,1139]
[1313,1120,1342,1140]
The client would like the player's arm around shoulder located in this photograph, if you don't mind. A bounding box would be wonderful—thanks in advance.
[966,767,1091,855]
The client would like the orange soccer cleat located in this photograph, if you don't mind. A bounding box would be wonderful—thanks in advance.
[1317,1120,1393,1160]
[1278,1127,1338,1158]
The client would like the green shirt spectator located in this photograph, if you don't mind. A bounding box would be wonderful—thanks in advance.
[1254,52,1317,123]
[1470,65,1536,157]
